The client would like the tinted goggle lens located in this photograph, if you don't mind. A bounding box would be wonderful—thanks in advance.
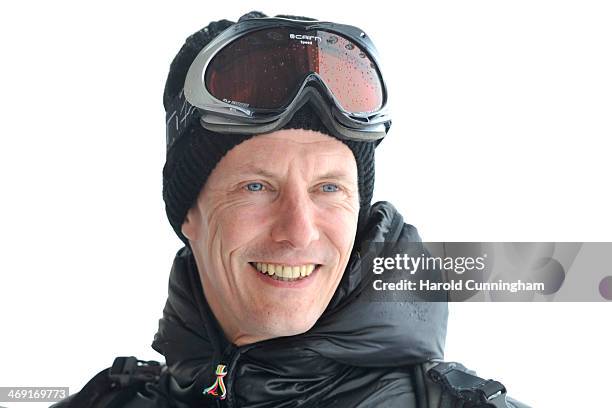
[204,27,384,113]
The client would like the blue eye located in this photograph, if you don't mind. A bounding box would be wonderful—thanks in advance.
[245,182,265,192]
[322,183,339,193]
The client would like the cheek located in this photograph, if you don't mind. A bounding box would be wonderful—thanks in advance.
[201,203,271,294]
[318,206,359,255]
[211,203,271,250]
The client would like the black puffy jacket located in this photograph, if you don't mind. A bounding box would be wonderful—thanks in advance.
[52,202,530,407]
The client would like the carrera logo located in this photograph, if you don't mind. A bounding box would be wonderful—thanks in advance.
[289,33,321,45]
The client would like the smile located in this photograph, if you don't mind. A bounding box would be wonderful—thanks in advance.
[249,262,320,282]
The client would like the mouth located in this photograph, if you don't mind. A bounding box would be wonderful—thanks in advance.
[248,262,321,282]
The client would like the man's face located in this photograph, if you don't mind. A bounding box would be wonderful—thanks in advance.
[182,129,360,346]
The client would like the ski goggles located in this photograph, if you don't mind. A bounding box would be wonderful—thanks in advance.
[166,17,392,151]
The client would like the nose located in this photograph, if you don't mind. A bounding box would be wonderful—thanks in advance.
[270,187,320,249]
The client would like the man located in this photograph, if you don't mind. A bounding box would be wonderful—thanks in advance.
[53,11,529,408]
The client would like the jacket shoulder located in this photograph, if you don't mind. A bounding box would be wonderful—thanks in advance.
[50,356,172,408]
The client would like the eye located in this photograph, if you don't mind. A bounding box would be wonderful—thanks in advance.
[321,183,340,193]
[245,182,265,192]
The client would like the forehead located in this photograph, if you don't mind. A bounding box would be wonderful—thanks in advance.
[216,129,357,178]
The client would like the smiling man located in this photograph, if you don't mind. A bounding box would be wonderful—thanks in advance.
[181,129,360,345]
[52,10,529,408]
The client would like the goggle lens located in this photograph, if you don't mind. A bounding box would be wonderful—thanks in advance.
[204,27,384,113]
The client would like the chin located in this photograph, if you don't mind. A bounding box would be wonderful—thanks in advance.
[255,308,320,339]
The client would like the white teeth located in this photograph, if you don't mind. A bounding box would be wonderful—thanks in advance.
[252,262,317,281]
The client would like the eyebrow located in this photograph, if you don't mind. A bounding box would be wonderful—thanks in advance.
[233,165,277,180]
[315,170,356,184]
[235,164,355,183]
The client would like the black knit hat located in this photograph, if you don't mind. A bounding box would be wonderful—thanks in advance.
[163,11,378,246]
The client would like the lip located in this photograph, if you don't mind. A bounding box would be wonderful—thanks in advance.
[248,262,320,288]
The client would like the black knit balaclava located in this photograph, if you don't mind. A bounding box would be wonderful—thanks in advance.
[163,11,378,246]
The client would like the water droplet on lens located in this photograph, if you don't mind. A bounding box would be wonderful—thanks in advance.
[266,31,283,41]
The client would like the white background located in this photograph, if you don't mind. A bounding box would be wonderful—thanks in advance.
[1,1,611,407]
